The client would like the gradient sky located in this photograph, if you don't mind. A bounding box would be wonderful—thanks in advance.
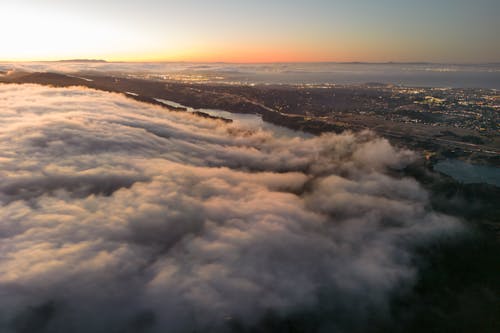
[1,0,499,63]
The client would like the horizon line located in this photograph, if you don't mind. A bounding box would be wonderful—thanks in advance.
[1,59,499,66]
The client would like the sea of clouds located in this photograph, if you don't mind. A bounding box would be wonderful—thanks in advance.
[0,84,462,332]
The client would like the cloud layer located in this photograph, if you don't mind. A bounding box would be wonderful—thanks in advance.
[0,84,461,332]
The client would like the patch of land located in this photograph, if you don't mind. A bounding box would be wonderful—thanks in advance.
[1,71,498,166]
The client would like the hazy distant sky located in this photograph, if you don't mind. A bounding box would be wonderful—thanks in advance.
[1,0,499,62]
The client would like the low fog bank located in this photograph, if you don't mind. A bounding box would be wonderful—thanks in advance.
[0,84,465,332]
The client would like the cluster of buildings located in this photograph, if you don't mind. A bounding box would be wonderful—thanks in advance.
[374,86,498,134]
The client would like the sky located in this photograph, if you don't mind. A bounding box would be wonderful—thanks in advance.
[1,0,499,63]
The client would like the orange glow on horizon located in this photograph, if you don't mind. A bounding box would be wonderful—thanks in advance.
[2,53,351,64]
[1,42,354,64]
[92,45,361,64]
[130,53,343,64]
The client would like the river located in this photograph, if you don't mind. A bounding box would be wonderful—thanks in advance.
[155,98,312,139]
[157,98,499,187]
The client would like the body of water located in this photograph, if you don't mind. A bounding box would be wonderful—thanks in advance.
[434,160,500,187]
[156,97,499,188]
[2,62,500,89]
[198,108,312,139]
[154,98,311,139]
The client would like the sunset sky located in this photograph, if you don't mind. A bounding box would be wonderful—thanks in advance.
[1,0,499,63]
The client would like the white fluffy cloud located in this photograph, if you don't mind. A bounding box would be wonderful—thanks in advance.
[0,84,462,332]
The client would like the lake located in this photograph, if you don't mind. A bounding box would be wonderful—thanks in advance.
[434,159,500,187]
